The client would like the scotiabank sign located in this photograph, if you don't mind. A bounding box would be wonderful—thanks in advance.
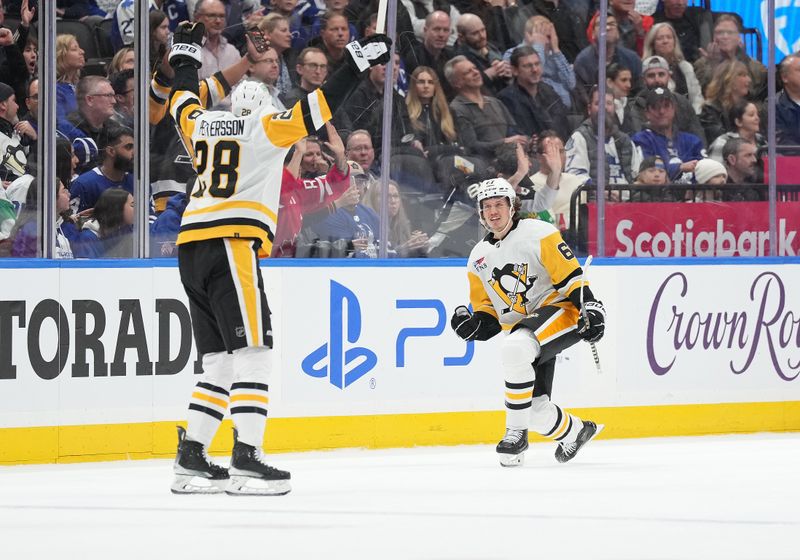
[588,202,800,257]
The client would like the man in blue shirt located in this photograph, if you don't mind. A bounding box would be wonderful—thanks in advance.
[69,127,134,213]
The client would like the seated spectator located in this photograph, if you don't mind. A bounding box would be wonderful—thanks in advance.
[195,0,242,83]
[566,86,642,185]
[445,55,527,159]
[455,13,511,95]
[693,14,767,101]
[365,179,430,257]
[110,69,135,129]
[273,125,352,257]
[632,87,705,183]
[73,188,135,258]
[634,156,668,185]
[114,0,186,50]
[309,160,382,258]
[345,129,379,177]
[70,127,134,213]
[777,54,800,146]
[527,131,586,228]
[10,179,78,259]
[344,53,415,156]
[281,47,328,107]
[0,82,28,182]
[247,47,288,111]
[497,46,570,141]
[56,34,85,121]
[400,0,460,47]
[0,0,36,105]
[512,0,588,63]
[150,191,188,257]
[400,11,457,99]
[502,15,576,108]
[150,10,172,66]
[108,47,135,76]
[406,66,459,159]
[707,100,765,164]
[258,13,298,97]
[310,12,350,75]
[607,63,635,131]
[700,60,762,147]
[652,0,711,63]
[574,12,642,109]
[609,0,654,54]
[627,55,704,140]
[642,22,703,113]
[722,138,760,187]
[68,76,119,148]
[296,0,359,52]
[693,157,727,185]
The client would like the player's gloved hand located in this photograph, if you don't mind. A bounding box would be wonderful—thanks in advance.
[577,300,606,343]
[169,21,205,70]
[344,33,392,73]
[451,305,481,341]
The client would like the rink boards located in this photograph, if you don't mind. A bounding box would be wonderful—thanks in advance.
[1,258,799,464]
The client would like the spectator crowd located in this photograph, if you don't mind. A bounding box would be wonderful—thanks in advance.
[0,0,798,258]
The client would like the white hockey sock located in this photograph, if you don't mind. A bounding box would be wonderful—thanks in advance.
[501,329,540,430]
[230,346,272,447]
[186,351,232,446]
[535,400,584,444]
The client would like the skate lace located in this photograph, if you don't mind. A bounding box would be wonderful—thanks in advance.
[202,447,226,472]
[559,440,577,455]
[254,448,282,473]
[503,429,525,444]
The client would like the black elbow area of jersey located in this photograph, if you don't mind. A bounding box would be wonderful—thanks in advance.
[319,63,362,115]
[569,285,596,310]
[171,64,200,97]
[472,311,501,341]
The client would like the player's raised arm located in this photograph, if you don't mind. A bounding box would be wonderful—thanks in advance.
[167,22,207,137]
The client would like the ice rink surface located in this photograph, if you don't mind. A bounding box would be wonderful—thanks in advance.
[1,433,798,560]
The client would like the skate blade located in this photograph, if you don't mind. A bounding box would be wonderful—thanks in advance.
[498,452,525,468]
[171,474,228,494]
[226,475,292,496]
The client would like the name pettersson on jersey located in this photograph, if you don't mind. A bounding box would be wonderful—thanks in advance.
[198,119,245,137]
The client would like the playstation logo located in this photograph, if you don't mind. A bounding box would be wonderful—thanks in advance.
[301,280,378,389]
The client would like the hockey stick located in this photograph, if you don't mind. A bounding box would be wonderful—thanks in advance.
[580,255,602,375]
[376,0,388,34]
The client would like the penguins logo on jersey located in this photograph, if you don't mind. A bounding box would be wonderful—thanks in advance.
[489,263,537,315]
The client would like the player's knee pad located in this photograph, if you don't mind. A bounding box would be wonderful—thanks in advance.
[232,346,273,384]
[529,394,557,433]
[501,329,541,371]
[199,350,234,388]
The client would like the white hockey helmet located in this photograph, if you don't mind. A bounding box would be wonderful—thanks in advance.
[472,177,516,233]
[231,79,274,117]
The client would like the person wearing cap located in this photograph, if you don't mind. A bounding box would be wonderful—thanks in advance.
[635,156,668,185]
[693,158,727,185]
[0,82,28,182]
[626,55,704,140]
[631,86,705,183]
[272,124,352,258]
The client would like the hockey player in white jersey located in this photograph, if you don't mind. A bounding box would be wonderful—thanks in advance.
[167,21,391,495]
[451,177,606,466]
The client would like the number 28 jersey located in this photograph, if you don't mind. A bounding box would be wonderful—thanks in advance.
[169,88,333,256]
[467,219,587,330]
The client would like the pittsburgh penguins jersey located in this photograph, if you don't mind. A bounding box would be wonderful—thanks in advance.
[169,88,332,256]
[466,218,587,330]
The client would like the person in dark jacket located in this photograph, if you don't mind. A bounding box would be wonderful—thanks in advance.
[777,54,800,146]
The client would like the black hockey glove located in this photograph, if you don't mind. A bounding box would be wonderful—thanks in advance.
[344,34,392,74]
[451,306,501,341]
[576,300,606,343]
[169,21,205,70]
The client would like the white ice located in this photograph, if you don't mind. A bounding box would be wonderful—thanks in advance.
[1,433,798,560]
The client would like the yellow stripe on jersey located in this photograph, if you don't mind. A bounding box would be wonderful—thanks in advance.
[467,271,498,319]
[226,239,262,347]
[153,77,216,125]
[183,200,278,225]
[230,394,269,404]
[261,90,333,148]
[177,225,273,255]
[540,230,583,297]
